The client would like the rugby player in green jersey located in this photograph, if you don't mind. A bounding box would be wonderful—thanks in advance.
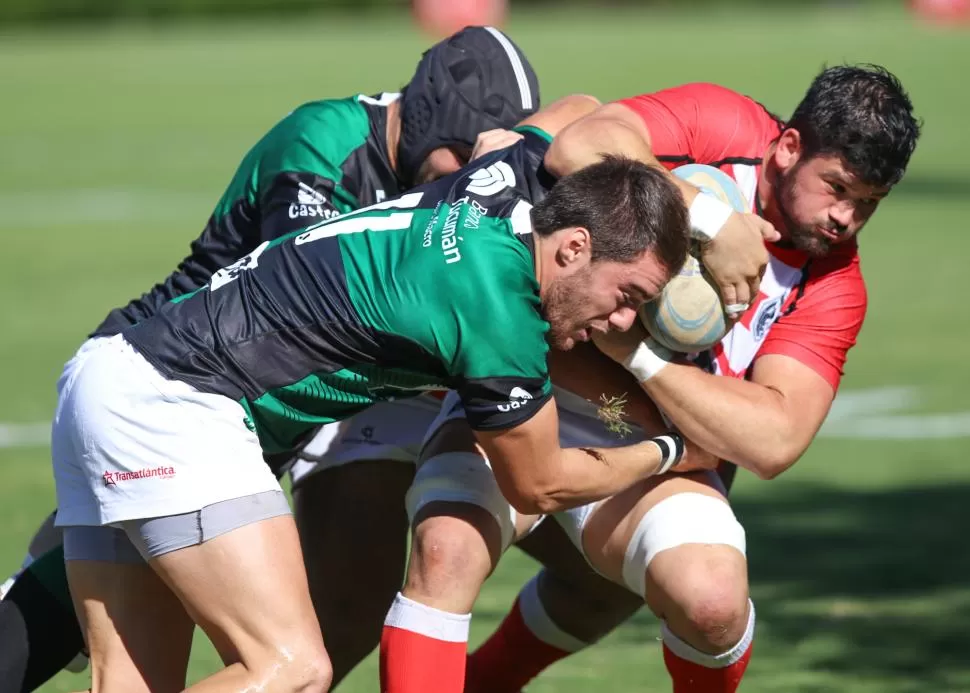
[0,25,542,692]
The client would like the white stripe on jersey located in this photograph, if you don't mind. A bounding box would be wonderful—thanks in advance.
[730,164,759,211]
[509,199,534,236]
[357,92,401,107]
[484,26,533,110]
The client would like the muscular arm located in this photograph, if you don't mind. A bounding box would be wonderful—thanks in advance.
[551,340,835,478]
[473,399,670,515]
[542,103,698,202]
[517,93,603,140]
[640,354,835,478]
[545,101,776,310]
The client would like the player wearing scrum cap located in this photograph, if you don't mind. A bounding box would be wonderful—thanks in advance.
[47,69,707,692]
[462,64,922,693]
[0,25,545,692]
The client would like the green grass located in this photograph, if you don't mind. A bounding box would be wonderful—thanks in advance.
[1,4,969,691]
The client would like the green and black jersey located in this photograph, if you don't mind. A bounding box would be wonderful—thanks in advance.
[93,93,403,337]
[124,128,557,454]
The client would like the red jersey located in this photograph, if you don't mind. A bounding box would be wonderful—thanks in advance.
[617,83,866,391]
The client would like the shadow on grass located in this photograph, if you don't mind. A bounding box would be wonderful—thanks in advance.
[738,484,969,682]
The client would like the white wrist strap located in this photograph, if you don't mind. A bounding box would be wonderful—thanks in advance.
[649,433,685,475]
[622,338,673,383]
[689,192,733,242]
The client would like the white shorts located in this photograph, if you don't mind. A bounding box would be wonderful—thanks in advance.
[288,394,444,487]
[409,388,645,547]
[548,388,648,550]
[52,334,281,527]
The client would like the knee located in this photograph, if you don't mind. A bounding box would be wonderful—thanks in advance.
[264,647,333,693]
[671,552,749,651]
[408,507,498,595]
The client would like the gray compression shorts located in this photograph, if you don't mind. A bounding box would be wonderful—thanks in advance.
[62,490,290,563]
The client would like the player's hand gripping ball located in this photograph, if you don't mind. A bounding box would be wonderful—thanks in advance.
[639,165,751,353]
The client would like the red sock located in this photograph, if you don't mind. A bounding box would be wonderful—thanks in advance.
[662,641,753,692]
[661,601,755,693]
[380,593,470,693]
[466,575,586,693]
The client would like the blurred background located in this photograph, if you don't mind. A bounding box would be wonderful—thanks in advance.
[1,0,969,691]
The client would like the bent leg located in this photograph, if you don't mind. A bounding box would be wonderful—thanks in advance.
[294,460,414,685]
[64,526,194,693]
[381,414,538,693]
[581,472,754,692]
[146,508,332,693]
[466,519,644,693]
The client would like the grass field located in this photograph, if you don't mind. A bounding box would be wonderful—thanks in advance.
[2,4,969,691]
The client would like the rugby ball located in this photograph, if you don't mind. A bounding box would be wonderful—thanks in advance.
[639,164,750,353]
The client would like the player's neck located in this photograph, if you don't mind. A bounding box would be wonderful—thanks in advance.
[533,232,544,288]
[385,100,401,176]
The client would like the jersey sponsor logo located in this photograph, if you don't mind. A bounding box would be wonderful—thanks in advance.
[498,386,534,413]
[288,182,338,220]
[752,296,783,340]
[341,424,386,447]
[441,198,466,264]
[297,182,327,205]
[103,466,176,487]
[466,161,516,197]
[288,204,339,220]
[463,199,487,229]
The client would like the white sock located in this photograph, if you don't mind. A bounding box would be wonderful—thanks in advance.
[384,592,471,642]
[662,599,756,668]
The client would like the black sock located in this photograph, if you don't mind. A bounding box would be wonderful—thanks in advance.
[3,568,84,692]
[0,596,30,692]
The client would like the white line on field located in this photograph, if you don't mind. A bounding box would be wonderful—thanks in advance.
[0,423,50,448]
[817,386,970,439]
[2,387,969,449]
[0,190,212,228]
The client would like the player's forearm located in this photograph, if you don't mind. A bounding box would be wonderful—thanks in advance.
[642,365,805,478]
[513,441,669,514]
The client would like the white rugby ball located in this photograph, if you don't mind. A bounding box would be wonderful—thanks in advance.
[639,164,750,353]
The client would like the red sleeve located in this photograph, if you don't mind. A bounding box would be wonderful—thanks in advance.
[615,83,781,166]
[756,251,867,391]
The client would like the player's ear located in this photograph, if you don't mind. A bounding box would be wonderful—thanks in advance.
[774,128,803,172]
[556,226,592,268]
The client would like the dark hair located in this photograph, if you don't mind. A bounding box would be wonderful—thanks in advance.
[531,155,688,273]
[787,64,921,187]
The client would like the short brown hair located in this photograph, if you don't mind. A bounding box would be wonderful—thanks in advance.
[532,155,689,273]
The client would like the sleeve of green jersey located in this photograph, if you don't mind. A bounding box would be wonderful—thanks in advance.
[513,125,553,145]
[255,99,370,241]
[450,239,553,431]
